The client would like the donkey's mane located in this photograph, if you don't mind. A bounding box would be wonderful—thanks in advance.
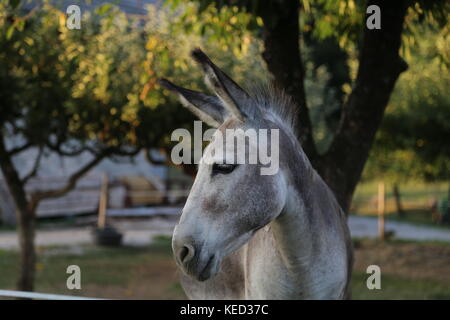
[249,83,299,136]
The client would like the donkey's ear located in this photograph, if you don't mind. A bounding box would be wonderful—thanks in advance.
[159,78,227,128]
[191,48,255,121]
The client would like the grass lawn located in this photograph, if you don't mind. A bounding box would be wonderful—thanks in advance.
[0,236,186,299]
[0,236,449,300]
[352,272,450,299]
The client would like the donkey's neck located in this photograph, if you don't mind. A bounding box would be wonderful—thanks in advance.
[258,125,348,299]
[273,149,322,268]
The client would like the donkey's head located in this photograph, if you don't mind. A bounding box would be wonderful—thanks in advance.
[160,49,290,281]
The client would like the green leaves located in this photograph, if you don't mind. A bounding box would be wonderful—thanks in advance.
[302,0,364,49]
[95,3,112,16]
[0,3,135,151]
[4,14,25,40]
[0,0,266,157]
[5,25,14,39]
[364,25,450,183]
[9,0,20,9]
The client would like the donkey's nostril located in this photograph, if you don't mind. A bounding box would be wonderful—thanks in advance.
[179,246,189,262]
[179,244,195,264]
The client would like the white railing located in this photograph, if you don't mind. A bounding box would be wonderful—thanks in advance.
[0,289,104,300]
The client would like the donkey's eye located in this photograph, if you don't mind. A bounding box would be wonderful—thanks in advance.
[212,163,237,175]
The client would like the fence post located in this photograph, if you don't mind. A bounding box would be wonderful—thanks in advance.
[378,181,385,241]
[98,173,109,229]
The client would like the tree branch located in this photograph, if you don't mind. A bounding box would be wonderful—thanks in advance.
[30,154,106,206]
[45,140,95,157]
[28,143,141,208]
[46,141,140,158]
[21,146,43,185]
[7,142,32,156]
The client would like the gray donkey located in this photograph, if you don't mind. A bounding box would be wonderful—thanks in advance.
[159,49,353,299]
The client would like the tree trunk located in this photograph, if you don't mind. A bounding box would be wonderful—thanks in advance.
[0,136,36,291]
[260,0,407,212]
[392,183,404,217]
[318,0,408,212]
[257,0,409,213]
[259,0,317,160]
[17,205,36,291]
